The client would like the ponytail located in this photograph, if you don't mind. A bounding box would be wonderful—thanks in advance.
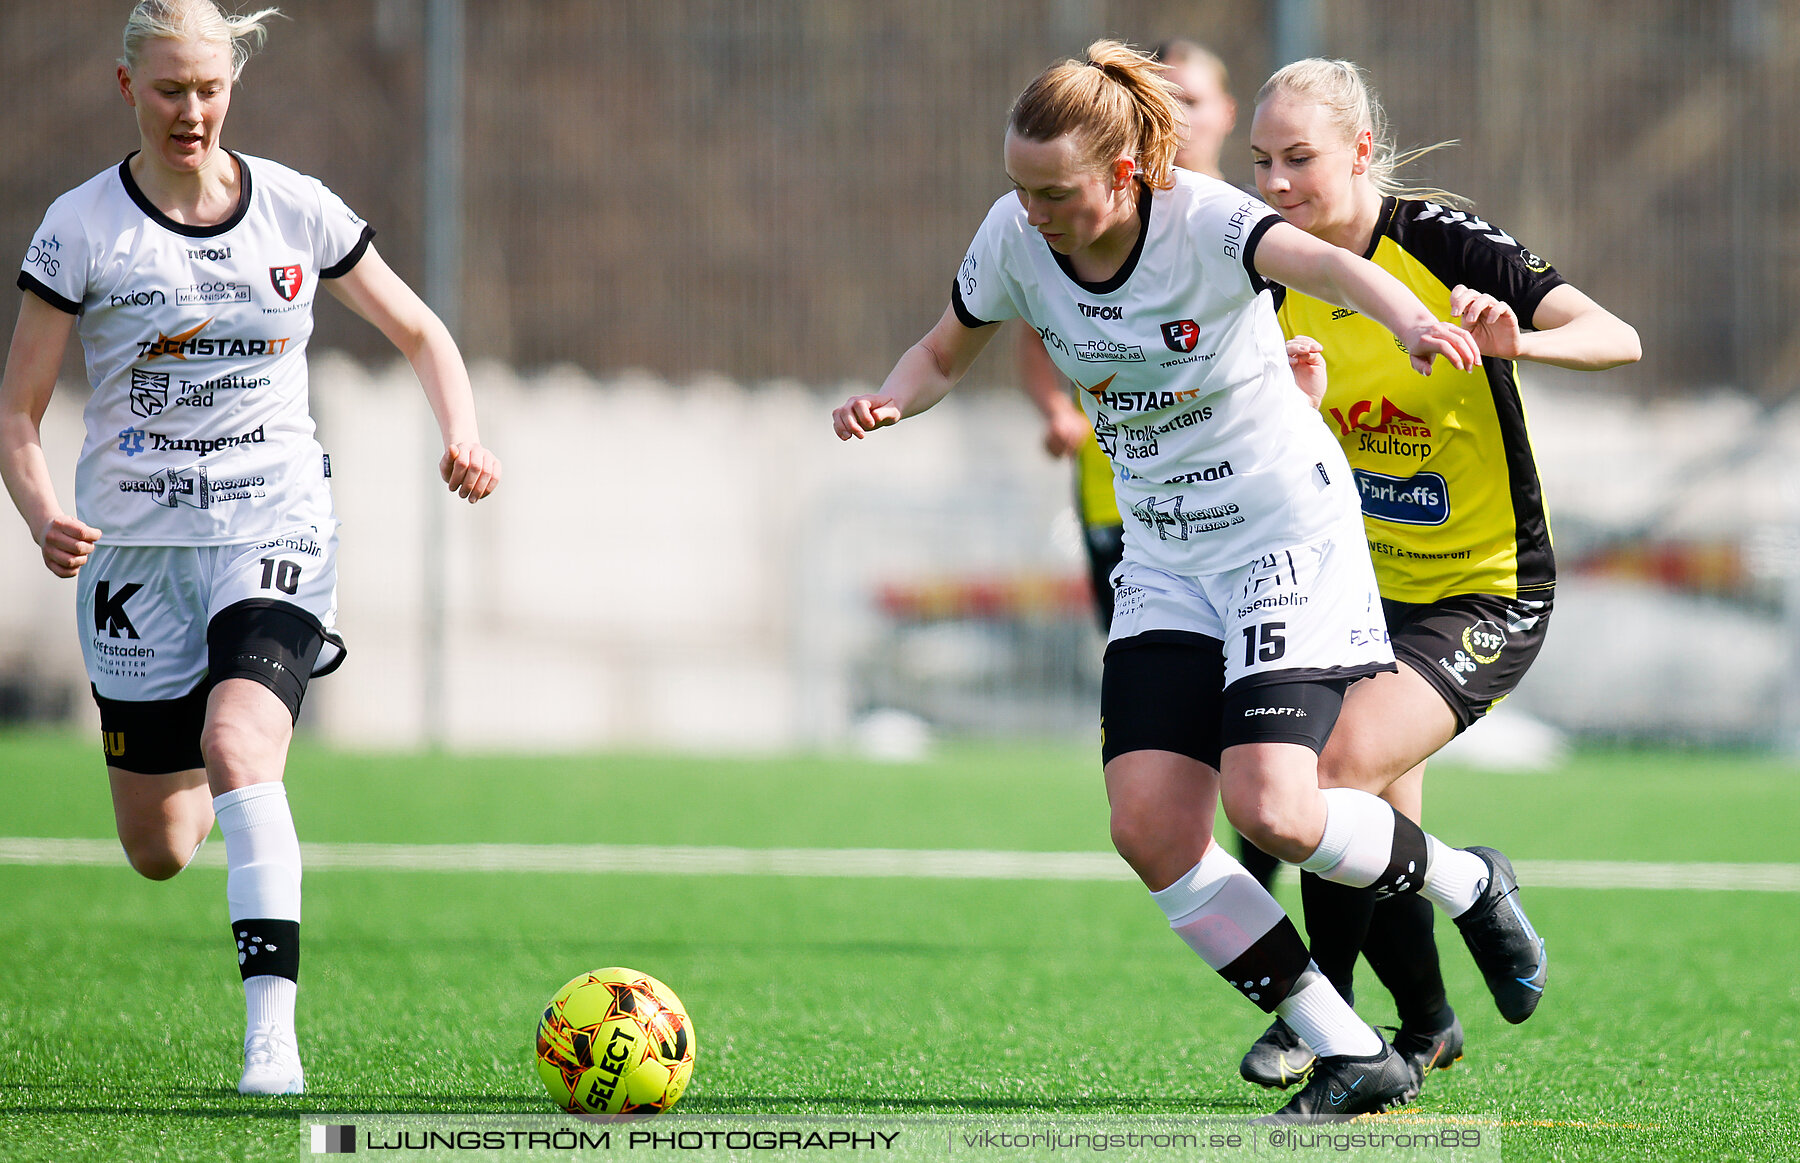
[1009,40,1185,190]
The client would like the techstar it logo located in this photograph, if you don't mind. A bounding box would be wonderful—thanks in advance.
[1328,397,1432,439]
[1078,373,1119,401]
[135,319,292,361]
[139,319,213,360]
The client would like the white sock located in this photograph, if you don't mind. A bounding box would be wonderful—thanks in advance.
[214,783,302,1034]
[1275,971,1383,1058]
[1418,835,1489,916]
[1296,787,1394,886]
[1150,847,1378,1057]
[244,975,298,1037]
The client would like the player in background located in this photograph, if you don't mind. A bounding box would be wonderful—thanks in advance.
[1015,40,1282,894]
[833,41,1545,1121]
[1237,58,1639,1097]
[0,0,500,1095]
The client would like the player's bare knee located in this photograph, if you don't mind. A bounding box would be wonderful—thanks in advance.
[1316,733,1384,791]
[1108,801,1160,869]
[120,834,187,881]
[200,716,284,785]
[1220,788,1312,864]
[1108,803,1203,887]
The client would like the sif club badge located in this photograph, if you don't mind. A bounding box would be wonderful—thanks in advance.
[270,264,303,302]
[1160,319,1201,353]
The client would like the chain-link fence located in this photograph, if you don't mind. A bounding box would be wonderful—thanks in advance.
[8,1,1794,393]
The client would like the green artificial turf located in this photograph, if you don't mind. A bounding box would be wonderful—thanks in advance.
[0,731,1795,1161]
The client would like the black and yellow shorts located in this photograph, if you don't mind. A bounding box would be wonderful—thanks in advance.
[1385,588,1553,731]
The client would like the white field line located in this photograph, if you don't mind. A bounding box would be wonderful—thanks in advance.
[1,837,1797,891]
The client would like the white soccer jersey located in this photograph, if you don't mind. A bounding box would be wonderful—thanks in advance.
[18,152,373,545]
[954,170,1361,575]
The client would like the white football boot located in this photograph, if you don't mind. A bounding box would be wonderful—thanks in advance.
[238,1025,306,1095]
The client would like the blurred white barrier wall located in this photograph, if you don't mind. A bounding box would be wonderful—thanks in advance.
[4,360,1798,749]
[0,357,1076,751]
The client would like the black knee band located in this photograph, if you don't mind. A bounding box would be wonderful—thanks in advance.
[1217,915,1313,1013]
[207,600,327,723]
[234,918,300,983]
[1372,811,1430,898]
[1219,677,1350,753]
[94,683,207,774]
[1100,632,1225,766]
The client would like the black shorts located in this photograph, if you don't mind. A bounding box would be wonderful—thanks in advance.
[1099,631,1351,766]
[93,600,340,774]
[1385,587,1553,730]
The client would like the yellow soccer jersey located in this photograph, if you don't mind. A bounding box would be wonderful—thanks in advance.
[1275,197,1565,602]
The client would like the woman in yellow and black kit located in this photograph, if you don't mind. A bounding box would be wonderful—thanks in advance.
[1236,59,1641,1097]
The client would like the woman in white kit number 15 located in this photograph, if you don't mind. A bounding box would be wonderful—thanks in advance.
[832,40,1548,1122]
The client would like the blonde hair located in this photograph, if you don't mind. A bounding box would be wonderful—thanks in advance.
[1009,40,1185,192]
[1257,58,1469,207]
[120,0,281,81]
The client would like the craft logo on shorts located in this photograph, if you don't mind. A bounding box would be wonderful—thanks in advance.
[1462,620,1507,665]
[270,264,303,302]
[178,280,251,306]
[1160,319,1201,353]
[1073,339,1145,363]
[1354,469,1450,526]
[130,369,171,417]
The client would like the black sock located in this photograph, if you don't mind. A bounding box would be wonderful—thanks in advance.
[1233,828,1282,892]
[1299,871,1375,1005]
[233,918,300,983]
[1364,892,1451,1030]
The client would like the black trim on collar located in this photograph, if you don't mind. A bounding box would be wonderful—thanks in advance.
[950,278,996,328]
[1051,182,1153,296]
[117,150,253,239]
[320,224,376,280]
[17,271,80,315]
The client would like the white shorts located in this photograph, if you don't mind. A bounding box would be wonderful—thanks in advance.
[1107,520,1394,689]
[77,524,341,702]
